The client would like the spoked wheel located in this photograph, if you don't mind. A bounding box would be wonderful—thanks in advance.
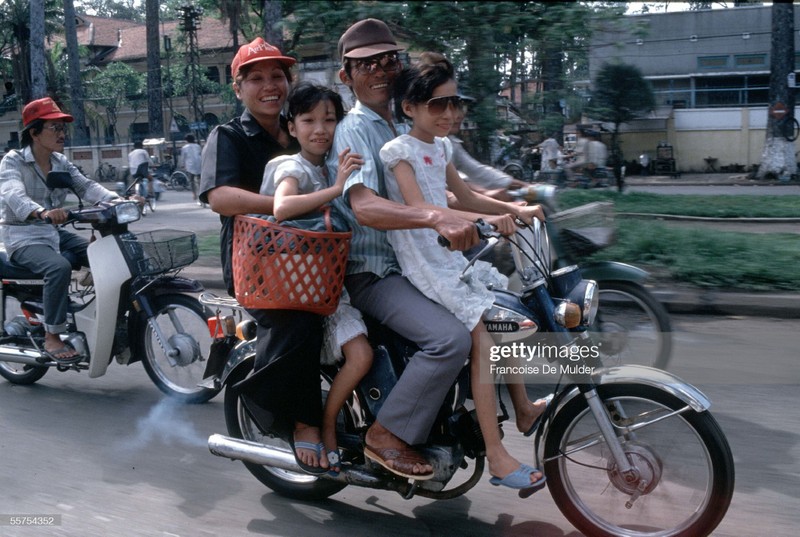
[223,359,348,500]
[140,294,219,403]
[543,385,734,537]
[169,171,190,191]
[0,359,48,384]
[503,162,526,182]
[592,281,672,370]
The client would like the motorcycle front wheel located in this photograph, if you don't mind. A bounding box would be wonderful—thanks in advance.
[543,384,734,537]
[223,359,347,501]
[592,281,672,370]
[139,294,220,403]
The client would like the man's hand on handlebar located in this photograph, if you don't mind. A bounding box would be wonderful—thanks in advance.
[434,212,479,251]
[41,208,69,224]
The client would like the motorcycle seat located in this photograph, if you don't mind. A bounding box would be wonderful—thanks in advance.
[0,251,41,280]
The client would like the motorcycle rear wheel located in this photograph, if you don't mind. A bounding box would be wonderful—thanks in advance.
[223,359,348,501]
[593,281,672,370]
[543,384,734,537]
[0,360,48,384]
[140,294,220,403]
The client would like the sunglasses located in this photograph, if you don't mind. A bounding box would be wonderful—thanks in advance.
[352,53,401,76]
[43,124,67,134]
[424,95,468,116]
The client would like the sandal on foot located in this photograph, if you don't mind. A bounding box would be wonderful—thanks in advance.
[289,438,327,475]
[364,443,434,481]
[490,463,546,492]
[327,449,341,477]
[523,393,554,437]
[44,343,83,364]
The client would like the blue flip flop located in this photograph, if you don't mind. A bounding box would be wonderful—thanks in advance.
[524,393,555,437]
[327,449,341,477]
[490,463,546,493]
[289,438,328,475]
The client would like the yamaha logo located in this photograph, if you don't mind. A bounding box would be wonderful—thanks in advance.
[485,321,519,333]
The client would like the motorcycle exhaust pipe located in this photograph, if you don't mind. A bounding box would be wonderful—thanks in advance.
[208,433,302,473]
[0,346,47,366]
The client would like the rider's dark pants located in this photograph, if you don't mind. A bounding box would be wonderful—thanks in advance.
[236,308,324,436]
[10,230,89,334]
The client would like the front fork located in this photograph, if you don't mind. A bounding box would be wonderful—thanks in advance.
[131,276,203,366]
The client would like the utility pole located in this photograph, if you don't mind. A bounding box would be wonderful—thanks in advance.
[179,5,205,140]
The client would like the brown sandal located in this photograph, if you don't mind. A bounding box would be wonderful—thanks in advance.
[364,443,434,480]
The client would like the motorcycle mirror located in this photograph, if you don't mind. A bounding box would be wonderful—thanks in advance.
[45,171,83,210]
[45,171,74,190]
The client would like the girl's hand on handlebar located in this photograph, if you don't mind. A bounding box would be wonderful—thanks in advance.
[514,203,546,225]
[482,214,517,236]
[127,195,147,208]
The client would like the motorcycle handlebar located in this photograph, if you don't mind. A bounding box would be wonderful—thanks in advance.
[437,219,499,248]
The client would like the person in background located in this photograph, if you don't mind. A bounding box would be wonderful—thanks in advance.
[180,134,204,206]
[199,37,331,473]
[128,140,153,197]
[0,97,118,362]
[536,132,561,173]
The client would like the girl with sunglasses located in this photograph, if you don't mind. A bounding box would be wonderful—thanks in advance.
[379,57,551,494]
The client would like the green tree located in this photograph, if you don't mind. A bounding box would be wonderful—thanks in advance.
[0,0,62,103]
[85,61,144,143]
[586,62,655,157]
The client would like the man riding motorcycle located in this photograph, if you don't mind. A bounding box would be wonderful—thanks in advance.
[0,97,123,362]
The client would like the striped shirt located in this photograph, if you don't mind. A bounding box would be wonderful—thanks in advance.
[327,101,409,278]
[0,147,115,256]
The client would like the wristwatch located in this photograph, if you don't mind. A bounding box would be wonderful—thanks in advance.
[36,208,46,220]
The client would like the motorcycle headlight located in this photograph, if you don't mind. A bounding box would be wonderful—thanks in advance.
[113,201,142,224]
[554,280,599,327]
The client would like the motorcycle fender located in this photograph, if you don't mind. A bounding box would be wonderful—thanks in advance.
[218,340,257,387]
[579,261,648,284]
[80,235,132,378]
[558,365,711,413]
[147,276,205,295]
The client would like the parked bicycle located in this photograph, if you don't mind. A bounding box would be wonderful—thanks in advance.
[93,162,118,183]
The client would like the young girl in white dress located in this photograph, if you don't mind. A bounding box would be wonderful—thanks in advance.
[260,81,366,475]
[379,58,549,493]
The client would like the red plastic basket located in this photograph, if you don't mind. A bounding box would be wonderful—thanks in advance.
[231,213,351,315]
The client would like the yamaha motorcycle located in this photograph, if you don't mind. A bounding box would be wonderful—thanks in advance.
[201,218,734,537]
[0,171,218,403]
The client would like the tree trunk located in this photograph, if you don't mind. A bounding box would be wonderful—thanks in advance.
[146,0,164,138]
[757,2,796,180]
[29,0,47,99]
[63,0,89,145]
[263,0,283,48]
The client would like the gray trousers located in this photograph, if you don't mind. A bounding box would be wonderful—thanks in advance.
[346,272,471,445]
[11,230,89,334]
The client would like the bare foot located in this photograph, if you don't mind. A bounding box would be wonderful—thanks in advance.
[516,395,551,435]
[293,422,328,470]
[364,421,432,478]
